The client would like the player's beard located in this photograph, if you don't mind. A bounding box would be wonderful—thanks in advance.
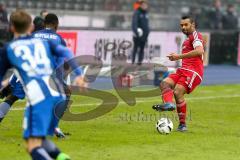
[182,29,189,36]
[182,27,193,36]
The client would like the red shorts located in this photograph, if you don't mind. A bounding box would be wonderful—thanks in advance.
[169,69,202,94]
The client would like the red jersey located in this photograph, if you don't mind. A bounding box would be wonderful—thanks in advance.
[181,31,204,80]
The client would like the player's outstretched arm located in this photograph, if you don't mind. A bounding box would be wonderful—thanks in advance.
[50,43,83,76]
[167,46,204,61]
[50,43,88,89]
[179,46,204,59]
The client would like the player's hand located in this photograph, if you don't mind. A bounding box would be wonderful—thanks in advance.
[167,53,181,61]
[73,76,88,92]
[137,28,143,37]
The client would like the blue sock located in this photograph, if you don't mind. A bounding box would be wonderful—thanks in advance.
[31,147,53,160]
[42,139,61,159]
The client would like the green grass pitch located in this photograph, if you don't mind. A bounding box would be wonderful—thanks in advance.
[1,84,240,160]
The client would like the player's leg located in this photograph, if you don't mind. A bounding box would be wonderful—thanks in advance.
[174,72,202,132]
[0,95,19,122]
[161,78,175,103]
[138,40,147,65]
[42,139,70,160]
[132,37,139,64]
[174,84,188,132]
[54,99,67,138]
[152,77,177,111]
[45,97,71,160]
[24,99,71,160]
[138,40,146,65]
[27,138,70,160]
[24,105,53,160]
[0,78,25,122]
[26,138,53,160]
[0,84,12,122]
[55,84,71,119]
[54,84,72,138]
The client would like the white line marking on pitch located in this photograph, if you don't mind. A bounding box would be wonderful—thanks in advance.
[10,94,240,111]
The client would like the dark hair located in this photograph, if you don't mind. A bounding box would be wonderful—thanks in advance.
[10,10,32,34]
[44,13,59,26]
[33,16,44,32]
[181,15,195,24]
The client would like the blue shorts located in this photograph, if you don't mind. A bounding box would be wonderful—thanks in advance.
[9,75,25,99]
[23,96,65,139]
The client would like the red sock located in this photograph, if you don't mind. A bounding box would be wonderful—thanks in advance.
[162,88,174,104]
[177,101,187,125]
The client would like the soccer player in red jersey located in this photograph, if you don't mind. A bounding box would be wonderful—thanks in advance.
[153,16,205,132]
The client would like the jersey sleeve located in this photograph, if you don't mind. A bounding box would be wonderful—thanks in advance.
[60,36,67,47]
[132,10,139,37]
[49,42,82,76]
[191,32,203,49]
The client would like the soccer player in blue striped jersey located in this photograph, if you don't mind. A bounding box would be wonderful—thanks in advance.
[0,13,72,138]
[0,10,85,160]
[32,13,70,138]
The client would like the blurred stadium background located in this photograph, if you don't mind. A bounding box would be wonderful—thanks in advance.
[0,0,239,29]
[0,0,240,86]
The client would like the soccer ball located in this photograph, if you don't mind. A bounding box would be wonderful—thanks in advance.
[156,118,173,134]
